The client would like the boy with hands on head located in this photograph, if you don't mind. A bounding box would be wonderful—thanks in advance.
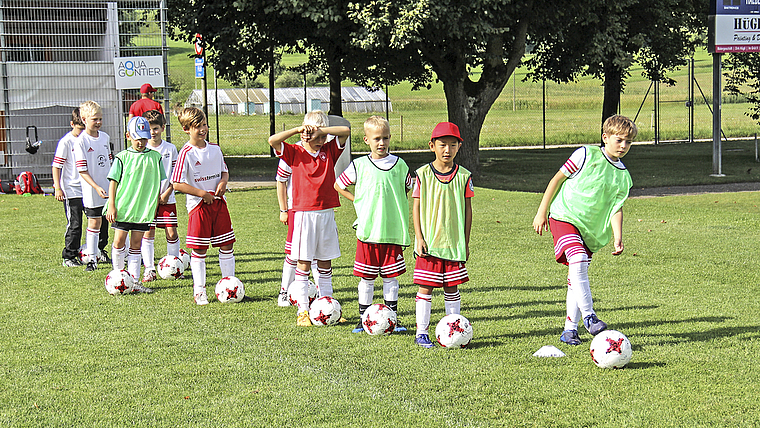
[335,116,413,333]
[533,114,637,345]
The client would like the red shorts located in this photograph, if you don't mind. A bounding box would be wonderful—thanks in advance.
[154,203,178,228]
[186,198,235,249]
[413,255,468,288]
[353,240,406,279]
[549,218,592,265]
[285,210,295,255]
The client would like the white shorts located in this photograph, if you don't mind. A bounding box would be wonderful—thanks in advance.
[291,209,341,262]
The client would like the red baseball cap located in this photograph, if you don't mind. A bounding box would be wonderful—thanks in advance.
[431,122,462,142]
[140,83,157,93]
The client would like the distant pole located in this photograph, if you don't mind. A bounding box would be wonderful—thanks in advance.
[269,48,276,157]
[201,49,208,120]
[712,53,724,176]
[385,84,390,122]
[542,79,546,149]
[688,57,694,144]
[214,67,219,144]
[303,69,307,113]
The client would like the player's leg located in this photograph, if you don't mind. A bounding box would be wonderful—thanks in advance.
[62,197,84,266]
[561,277,582,345]
[313,210,341,298]
[443,285,461,315]
[566,251,606,335]
[111,228,129,271]
[190,248,208,305]
[187,205,211,305]
[294,260,313,325]
[414,284,434,348]
[378,243,407,332]
[84,208,103,271]
[141,226,157,282]
[218,244,235,277]
[128,229,149,290]
[158,204,180,257]
[353,240,379,332]
[210,199,236,278]
[97,212,110,264]
[278,210,297,306]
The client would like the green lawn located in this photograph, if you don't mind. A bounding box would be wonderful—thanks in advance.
[2,185,760,426]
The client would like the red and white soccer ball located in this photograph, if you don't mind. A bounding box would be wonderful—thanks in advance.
[105,269,135,295]
[286,280,318,307]
[589,329,632,369]
[79,245,108,264]
[178,248,191,272]
[309,296,342,326]
[215,276,245,303]
[435,314,473,348]
[361,303,397,335]
[157,255,184,280]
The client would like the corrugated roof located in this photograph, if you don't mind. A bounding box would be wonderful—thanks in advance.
[188,86,387,105]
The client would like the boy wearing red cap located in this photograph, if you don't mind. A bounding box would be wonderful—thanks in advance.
[412,122,474,348]
[128,83,164,119]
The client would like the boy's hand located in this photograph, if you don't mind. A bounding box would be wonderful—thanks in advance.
[533,213,549,235]
[202,192,214,204]
[215,183,227,198]
[96,186,108,199]
[612,240,624,256]
[105,206,116,223]
[54,187,65,202]
[158,193,169,205]
[279,211,288,224]
[415,238,428,257]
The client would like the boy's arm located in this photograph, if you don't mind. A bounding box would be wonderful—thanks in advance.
[215,171,229,198]
[611,208,624,255]
[105,180,118,223]
[276,181,289,224]
[173,181,214,205]
[465,197,472,261]
[52,166,65,201]
[334,182,355,202]
[158,183,173,205]
[533,171,566,235]
[79,170,108,198]
[413,197,427,256]
[268,127,304,153]
[316,125,350,146]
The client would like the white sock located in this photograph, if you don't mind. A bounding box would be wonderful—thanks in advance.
[142,236,155,272]
[86,228,99,263]
[382,277,399,302]
[191,251,206,293]
[219,248,235,277]
[415,292,432,335]
[281,256,297,294]
[294,268,310,313]
[112,245,127,271]
[311,259,320,284]
[358,278,374,306]
[564,277,582,331]
[166,237,180,258]
[444,290,461,315]
[567,252,594,319]
[317,266,333,297]
[127,247,141,280]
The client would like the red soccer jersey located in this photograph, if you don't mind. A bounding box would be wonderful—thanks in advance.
[277,136,344,211]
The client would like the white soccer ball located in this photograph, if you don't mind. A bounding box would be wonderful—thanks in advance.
[157,255,184,280]
[589,329,632,369]
[361,303,397,335]
[435,314,473,348]
[178,248,191,271]
[309,296,342,326]
[215,276,245,303]
[286,280,317,307]
[104,269,135,295]
[78,245,93,264]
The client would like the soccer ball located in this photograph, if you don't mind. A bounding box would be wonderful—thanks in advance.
[309,296,342,326]
[105,269,135,295]
[215,276,245,303]
[361,303,397,335]
[435,314,473,348]
[178,248,191,271]
[157,255,184,279]
[286,280,317,307]
[78,245,93,264]
[589,329,632,369]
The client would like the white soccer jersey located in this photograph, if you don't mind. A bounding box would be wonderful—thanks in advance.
[152,140,178,204]
[172,141,228,212]
[74,131,112,208]
[276,159,293,209]
[51,131,82,199]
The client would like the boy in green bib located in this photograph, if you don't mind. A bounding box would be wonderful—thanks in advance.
[533,115,637,345]
[336,116,413,334]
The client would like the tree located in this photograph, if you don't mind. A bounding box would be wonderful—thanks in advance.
[724,53,760,123]
[526,0,706,125]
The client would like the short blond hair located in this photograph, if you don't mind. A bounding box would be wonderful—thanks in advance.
[178,107,206,130]
[364,115,389,134]
[603,115,637,141]
[303,110,328,127]
[79,100,102,120]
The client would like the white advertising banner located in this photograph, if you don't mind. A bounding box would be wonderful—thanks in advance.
[113,56,165,90]
[710,1,760,53]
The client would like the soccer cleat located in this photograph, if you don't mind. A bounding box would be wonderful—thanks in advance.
[85,261,97,272]
[393,322,408,333]
[98,250,111,264]
[560,329,582,345]
[415,333,435,349]
[277,292,290,307]
[352,321,364,333]
[194,289,209,305]
[583,314,608,336]
[62,258,82,267]
[142,269,157,283]
[297,310,312,326]
[132,283,154,294]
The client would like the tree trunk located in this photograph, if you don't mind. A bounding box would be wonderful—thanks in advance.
[327,54,343,116]
[602,62,623,127]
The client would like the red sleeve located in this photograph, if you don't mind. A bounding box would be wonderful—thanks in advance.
[465,176,474,198]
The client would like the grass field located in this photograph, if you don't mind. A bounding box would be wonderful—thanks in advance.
[2,183,760,426]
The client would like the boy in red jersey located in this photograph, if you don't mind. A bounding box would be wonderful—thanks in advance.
[267,110,350,326]
[172,108,236,306]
